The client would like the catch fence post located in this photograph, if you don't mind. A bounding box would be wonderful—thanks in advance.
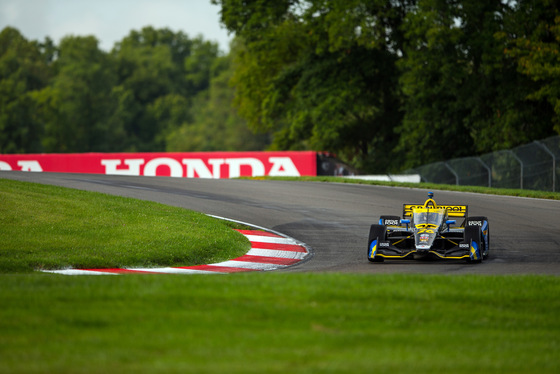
[476,157,492,188]
[535,141,556,192]
[508,150,524,189]
[444,162,459,185]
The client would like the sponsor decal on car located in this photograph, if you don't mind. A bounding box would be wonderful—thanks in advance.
[384,219,400,226]
[405,205,467,212]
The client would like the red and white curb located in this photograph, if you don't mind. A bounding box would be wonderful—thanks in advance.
[41,229,310,275]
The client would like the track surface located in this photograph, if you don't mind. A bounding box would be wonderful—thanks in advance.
[2,171,559,275]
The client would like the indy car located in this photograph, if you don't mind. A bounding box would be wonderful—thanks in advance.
[368,192,489,263]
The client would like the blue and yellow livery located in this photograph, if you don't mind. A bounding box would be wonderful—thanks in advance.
[368,192,489,263]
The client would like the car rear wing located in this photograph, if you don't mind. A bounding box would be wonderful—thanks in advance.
[403,204,468,218]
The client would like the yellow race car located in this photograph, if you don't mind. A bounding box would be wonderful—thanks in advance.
[368,192,489,263]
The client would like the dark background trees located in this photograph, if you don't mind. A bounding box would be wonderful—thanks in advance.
[0,25,264,155]
[0,27,52,153]
[213,0,559,171]
[1,0,559,173]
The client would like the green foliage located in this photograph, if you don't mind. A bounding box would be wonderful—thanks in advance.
[167,51,270,152]
[184,37,222,93]
[0,27,51,153]
[459,0,555,155]
[397,0,472,167]
[504,0,560,134]
[0,178,250,272]
[1,273,559,373]
[214,0,560,172]
[2,1,560,171]
[217,0,408,172]
[34,35,125,152]
[111,27,194,150]
[1,25,254,154]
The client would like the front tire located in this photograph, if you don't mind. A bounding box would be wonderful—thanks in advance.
[368,224,386,263]
[464,225,483,263]
[467,216,490,259]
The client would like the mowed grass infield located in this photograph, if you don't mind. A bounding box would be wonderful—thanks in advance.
[1,178,559,373]
[0,179,250,272]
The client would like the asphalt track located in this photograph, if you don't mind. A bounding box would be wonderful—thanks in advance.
[2,171,559,275]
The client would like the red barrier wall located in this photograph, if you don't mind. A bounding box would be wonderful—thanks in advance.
[0,151,317,178]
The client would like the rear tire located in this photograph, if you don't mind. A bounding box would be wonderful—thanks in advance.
[368,224,386,263]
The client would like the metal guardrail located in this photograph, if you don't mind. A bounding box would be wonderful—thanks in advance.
[404,136,560,192]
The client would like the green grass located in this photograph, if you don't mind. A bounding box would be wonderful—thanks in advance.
[0,273,558,373]
[1,177,559,373]
[245,176,560,200]
[0,179,250,272]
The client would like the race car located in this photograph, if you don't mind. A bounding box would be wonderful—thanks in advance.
[368,192,489,263]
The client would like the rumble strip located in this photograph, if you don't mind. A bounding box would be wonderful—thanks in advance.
[41,230,310,275]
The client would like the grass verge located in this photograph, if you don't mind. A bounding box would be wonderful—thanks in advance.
[0,178,250,272]
[1,177,558,373]
[244,176,560,200]
[1,273,558,373]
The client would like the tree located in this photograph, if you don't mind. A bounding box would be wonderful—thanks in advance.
[167,49,270,152]
[397,0,495,167]
[215,0,560,172]
[185,37,223,94]
[396,0,557,168]
[213,0,411,172]
[0,27,51,153]
[504,0,560,135]
[463,0,555,154]
[112,27,225,151]
[35,35,124,152]
[112,28,185,150]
